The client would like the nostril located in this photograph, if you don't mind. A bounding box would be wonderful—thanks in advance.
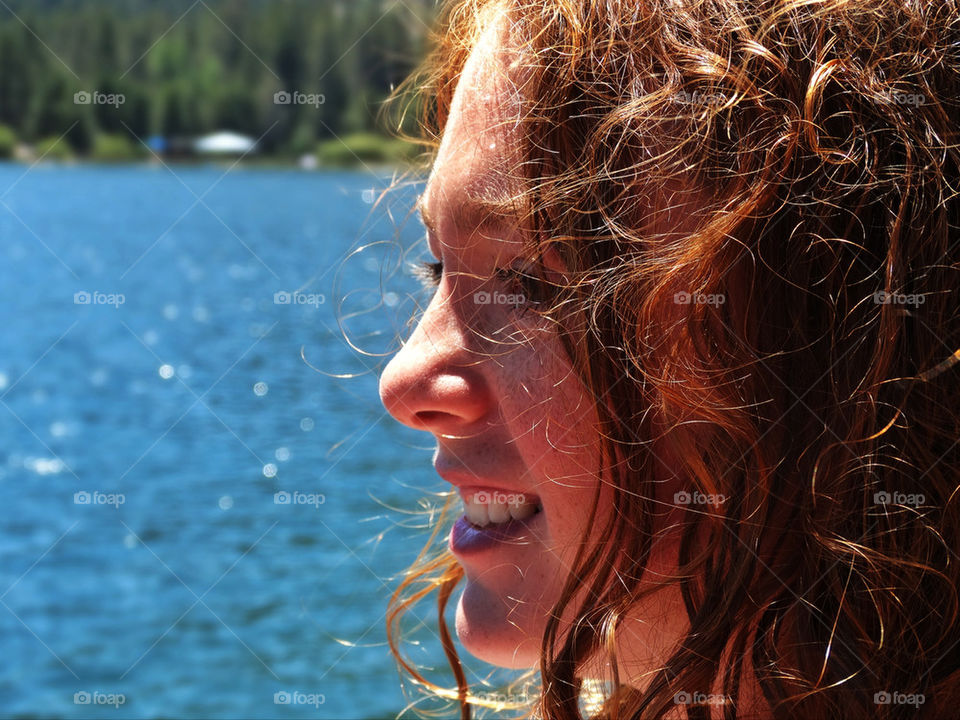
[380,351,492,430]
[414,410,449,427]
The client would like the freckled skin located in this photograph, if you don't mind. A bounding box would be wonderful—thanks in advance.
[379,7,708,701]
[379,7,778,715]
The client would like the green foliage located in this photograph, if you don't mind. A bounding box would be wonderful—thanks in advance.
[0,0,434,162]
[0,125,17,158]
[316,132,419,167]
[90,133,144,162]
[34,135,74,161]
[287,123,318,157]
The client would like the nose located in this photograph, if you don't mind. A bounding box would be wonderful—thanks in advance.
[379,294,492,435]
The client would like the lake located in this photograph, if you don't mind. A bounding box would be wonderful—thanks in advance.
[0,162,468,719]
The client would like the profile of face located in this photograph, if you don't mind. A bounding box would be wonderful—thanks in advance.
[379,9,686,677]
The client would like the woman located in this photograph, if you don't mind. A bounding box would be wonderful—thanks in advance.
[379,0,960,717]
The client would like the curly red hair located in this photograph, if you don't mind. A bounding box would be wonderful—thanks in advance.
[384,1,960,717]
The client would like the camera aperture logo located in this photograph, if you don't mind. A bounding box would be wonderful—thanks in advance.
[880,91,925,107]
[672,90,728,107]
[74,90,125,108]
[74,490,125,508]
[74,290,125,308]
[273,690,325,707]
[74,690,126,707]
[673,691,730,706]
[473,290,526,307]
[473,490,526,506]
[674,290,725,306]
[674,490,726,506]
[273,90,325,108]
[473,687,537,706]
[274,290,325,307]
[274,490,325,508]
[873,490,925,507]
[873,290,925,307]
[874,691,925,708]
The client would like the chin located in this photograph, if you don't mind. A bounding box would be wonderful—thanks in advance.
[455,579,542,669]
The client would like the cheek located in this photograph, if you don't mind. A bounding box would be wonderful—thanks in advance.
[497,339,597,466]
[496,343,603,556]
[455,335,608,667]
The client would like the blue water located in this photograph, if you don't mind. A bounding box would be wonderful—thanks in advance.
[0,163,459,719]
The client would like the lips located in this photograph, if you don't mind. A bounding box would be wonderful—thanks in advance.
[449,485,544,555]
[459,485,542,527]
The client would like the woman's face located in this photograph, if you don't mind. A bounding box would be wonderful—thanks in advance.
[379,19,603,669]
[379,12,686,675]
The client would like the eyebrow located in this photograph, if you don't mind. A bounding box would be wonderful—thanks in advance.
[416,186,521,243]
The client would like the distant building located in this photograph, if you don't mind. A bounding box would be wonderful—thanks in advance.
[193,132,257,155]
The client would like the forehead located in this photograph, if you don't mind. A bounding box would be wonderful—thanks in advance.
[421,9,526,231]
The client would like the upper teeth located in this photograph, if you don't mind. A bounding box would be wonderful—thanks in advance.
[463,494,540,527]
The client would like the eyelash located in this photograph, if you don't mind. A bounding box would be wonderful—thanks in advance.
[414,259,546,310]
[413,260,444,287]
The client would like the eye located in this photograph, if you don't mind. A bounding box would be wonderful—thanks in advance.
[495,261,549,310]
[412,260,443,288]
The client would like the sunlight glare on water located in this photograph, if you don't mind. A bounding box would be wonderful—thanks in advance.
[0,164,451,719]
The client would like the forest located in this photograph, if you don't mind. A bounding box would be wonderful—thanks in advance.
[0,0,435,161]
